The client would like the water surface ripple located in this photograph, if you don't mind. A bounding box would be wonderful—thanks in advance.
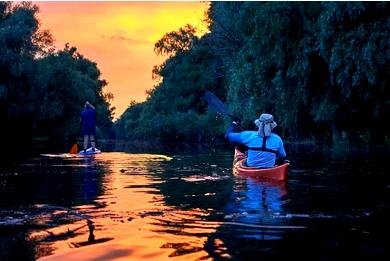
[0,150,388,260]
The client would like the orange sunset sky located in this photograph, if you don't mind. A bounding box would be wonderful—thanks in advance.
[36,1,209,119]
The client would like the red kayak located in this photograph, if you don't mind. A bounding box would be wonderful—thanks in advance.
[233,148,289,181]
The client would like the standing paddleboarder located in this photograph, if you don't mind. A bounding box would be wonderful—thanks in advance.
[81,101,96,153]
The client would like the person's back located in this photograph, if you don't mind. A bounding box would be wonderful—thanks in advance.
[225,114,286,168]
[81,101,96,152]
[81,107,96,131]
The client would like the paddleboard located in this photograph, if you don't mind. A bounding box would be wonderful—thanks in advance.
[41,153,75,158]
[78,147,101,156]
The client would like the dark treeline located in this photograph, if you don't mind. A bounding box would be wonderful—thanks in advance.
[0,2,114,153]
[116,2,389,146]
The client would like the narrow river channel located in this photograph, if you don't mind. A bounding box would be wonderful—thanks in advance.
[0,147,388,260]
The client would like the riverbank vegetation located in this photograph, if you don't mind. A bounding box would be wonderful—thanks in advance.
[1,2,389,153]
[116,2,389,146]
[0,2,114,153]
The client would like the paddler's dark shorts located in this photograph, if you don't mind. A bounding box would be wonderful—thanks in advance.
[81,125,96,136]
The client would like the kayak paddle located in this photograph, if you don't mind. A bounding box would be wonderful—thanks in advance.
[204,90,242,126]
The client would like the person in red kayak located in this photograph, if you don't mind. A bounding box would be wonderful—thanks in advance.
[225,113,287,168]
[81,101,96,153]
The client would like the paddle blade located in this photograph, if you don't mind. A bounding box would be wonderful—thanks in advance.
[204,91,230,116]
[70,144,78,154]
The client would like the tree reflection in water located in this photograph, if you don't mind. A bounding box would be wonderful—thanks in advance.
[1,149,388,260]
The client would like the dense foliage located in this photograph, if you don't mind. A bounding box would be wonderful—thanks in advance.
[116,2,389,145]
[0,2,114,152]
[116,24,227,143]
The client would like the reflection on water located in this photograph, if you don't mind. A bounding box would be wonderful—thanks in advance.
[0,149,389,260]
[223,178,292,241]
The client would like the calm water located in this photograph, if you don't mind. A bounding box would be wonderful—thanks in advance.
[0,147,389,260]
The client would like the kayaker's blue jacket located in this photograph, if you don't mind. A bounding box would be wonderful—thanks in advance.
[225,123,286,168]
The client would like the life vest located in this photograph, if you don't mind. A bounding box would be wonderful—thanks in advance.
[247,136,278,154]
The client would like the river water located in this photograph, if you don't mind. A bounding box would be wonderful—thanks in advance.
[0,147,389,260]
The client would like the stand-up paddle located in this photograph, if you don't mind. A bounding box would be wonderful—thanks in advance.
[69,123,81,154]
[70,143,78,154]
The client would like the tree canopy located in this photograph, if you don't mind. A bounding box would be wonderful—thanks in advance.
[0,2,114,153]
[116,2,390,146]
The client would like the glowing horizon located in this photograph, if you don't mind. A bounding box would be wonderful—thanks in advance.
[36,1,209,119]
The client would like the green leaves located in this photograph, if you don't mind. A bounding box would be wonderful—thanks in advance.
[154,24,197,58]
[0,2,114,151]
[119,2,390,145]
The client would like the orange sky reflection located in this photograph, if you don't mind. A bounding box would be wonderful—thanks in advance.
[37,152,216,260]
